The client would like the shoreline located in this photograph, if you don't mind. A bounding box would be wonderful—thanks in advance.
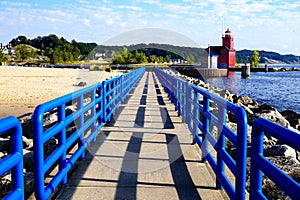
[0,65,121,119]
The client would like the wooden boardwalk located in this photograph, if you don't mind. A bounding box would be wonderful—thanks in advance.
[56,71,226,199]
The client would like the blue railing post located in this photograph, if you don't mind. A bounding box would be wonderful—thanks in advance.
[201,96,210,162]
[77,95,85,160]
[235,106,248,199]
[175,79,180,113]
[119,76,122,103]
[192,90,199,143]
[216,104,226,190]
[249,125,264,199]
[102,81,107,123]
[181,80,187,123]
[91,90,97,142]
[58,104,67,184]
[0,116,24,200]
[33,106,46,200]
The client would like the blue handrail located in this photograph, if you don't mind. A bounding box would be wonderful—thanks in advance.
[0,116,24,200]
[250,118,300,199]
[154,68,248,199]
[33,67,145,200]
[103,76,122,122]
[2,67,299,200]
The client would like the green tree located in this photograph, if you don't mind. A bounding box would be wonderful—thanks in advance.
[150,55,157,63]
[158,56,164,63]
[165,55,171,63]
[0,50,4,63]
[14,44,38,60]
[250,50,260,68]
[132,50,148,64]
[122,47,132,63]
[187,54,195,64]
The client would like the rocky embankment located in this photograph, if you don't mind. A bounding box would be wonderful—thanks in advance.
[164,69,300,199]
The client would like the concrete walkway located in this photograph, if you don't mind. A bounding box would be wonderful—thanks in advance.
[56,71,226,200]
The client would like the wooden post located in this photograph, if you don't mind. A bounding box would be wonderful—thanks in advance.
[241,64,250,78]
[265,64,268,72]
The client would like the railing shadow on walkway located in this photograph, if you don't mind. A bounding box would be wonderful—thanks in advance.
[56,71,216,199]
[53,80,139,199]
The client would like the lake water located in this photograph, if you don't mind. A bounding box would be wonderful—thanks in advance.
[206,66,300,113]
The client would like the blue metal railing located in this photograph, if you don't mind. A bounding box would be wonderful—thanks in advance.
[103,76,122,122]
[250,118,300,199]
[2,66,300,200]
[33,67,145,200]
[0,116,24,200]
[154,68,248,199]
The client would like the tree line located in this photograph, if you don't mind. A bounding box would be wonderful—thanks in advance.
[9,35,97,64]
[112,47,195,64]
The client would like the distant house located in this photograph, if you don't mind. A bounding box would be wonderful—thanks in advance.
[95,53,106,61]
[200,50,218,69]
[204,28,236,69]
[172,59,186,64]
[0,43,15,55]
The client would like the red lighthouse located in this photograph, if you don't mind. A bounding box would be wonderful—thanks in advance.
[207,28,236,68]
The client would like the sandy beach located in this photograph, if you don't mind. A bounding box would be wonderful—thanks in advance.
[0,66,121,118]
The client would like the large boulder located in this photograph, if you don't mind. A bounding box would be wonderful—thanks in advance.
[23,149,34,172]
[18,113,33,139]
[249,104,290,127]
[233,95,259,108]
[280,110,300,131]
[264,145,297,158]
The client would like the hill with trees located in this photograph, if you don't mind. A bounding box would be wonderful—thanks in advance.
[9,35,97,64]
[3,34,300,65]
[88,43,205,64]
[236,50,300,64]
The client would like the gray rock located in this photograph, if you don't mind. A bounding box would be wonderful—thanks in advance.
[24,172,34,198]
[22,136,33,150]
[23,149,34,172]
[248,110,290,128]
[44,138,58,157]
[280,110,300,130]
[264,145,297,159]
[233,95,258,107]
[0,138,10,152]
[0,173,11,199]
[0,151,7,159]
[258,110,290,127]
[77,81,87,87]
[18,113,33,139]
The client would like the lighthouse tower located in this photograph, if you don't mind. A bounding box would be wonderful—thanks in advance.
[205,28,236,68]
[221,28,236,68]
[223,29,234,49]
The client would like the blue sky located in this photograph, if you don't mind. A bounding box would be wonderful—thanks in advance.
[0,0,300,55]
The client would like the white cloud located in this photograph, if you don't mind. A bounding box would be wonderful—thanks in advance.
[121,22,127,27]
[135,0,160,4]
[106,18,114,25]
[141,20,148,25]
[116,5,143,11]
[0,0,299,54]
[1,1,32,7]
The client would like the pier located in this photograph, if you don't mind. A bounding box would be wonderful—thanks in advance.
[0,67,299,200]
